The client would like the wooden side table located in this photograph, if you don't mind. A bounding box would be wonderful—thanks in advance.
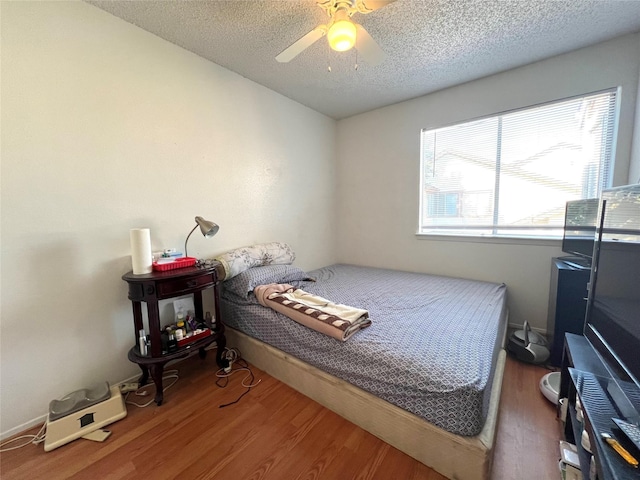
[122,263,228,405]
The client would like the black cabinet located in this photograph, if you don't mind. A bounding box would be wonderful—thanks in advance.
[547,258,591,366]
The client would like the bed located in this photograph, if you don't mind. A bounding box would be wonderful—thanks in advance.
[219,262,508,480]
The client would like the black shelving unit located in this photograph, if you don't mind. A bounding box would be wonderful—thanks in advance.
[560,333,640,479]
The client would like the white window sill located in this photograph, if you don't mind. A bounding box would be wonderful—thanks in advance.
[415,232,561,247]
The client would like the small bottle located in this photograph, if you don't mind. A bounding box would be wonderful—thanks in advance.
[161,330,169,354]
[168,331,178,352]
[205,311,214,330]
[176,308,187,337]
[186,310,196,332]
[177,318,186,338]
[138,329,148,356]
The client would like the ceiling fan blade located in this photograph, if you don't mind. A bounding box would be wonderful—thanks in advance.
[276,26,326,63]
[355,24,385,66]
[356,0,396,14]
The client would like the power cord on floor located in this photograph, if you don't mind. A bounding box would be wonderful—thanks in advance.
[223,347,239,373]
[215,348,261,408]
[0,422,47,452]
[124,369,180,408]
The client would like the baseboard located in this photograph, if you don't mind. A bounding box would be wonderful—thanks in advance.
[0,414,48,442]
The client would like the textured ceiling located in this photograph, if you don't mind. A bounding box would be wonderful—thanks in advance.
[86,0,640,120]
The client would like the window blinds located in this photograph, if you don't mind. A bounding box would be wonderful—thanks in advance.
[419,89,617,237]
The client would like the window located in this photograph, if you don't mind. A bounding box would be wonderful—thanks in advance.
[419,89,618,238]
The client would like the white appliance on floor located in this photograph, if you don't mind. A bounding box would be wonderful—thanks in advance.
[44,382,127,452]
[540,371,561,404]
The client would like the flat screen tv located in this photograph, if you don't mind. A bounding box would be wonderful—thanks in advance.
[584,184,640,420]
[561,198,600,268]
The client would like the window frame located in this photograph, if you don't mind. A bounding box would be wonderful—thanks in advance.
[417,87,620,240]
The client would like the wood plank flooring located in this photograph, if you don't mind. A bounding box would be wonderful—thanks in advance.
[0,353,562,480]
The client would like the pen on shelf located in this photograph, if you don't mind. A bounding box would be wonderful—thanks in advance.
[601,432,639,468]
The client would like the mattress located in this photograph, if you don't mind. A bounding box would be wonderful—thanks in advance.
[220,263,508,436]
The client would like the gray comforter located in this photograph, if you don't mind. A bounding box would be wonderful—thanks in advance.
[220,263,507,436]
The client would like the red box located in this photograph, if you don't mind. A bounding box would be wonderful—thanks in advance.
[153,257,197,271]
[177,328,212,348]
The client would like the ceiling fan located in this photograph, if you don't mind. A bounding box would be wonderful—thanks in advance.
[275,0,396,66]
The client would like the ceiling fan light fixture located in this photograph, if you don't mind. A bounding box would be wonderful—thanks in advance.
[327,19,357,52]
[275,0,394,63]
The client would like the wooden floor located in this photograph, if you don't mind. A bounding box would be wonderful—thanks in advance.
[1,354,562,480]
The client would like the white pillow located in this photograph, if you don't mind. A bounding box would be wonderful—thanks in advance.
[215,242,295,280]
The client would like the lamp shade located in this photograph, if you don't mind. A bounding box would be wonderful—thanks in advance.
[195,216,219,238]
[327,19,357,52]
[185,216,219,258]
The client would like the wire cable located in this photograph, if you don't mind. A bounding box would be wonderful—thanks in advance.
[124,369,180,408]
[0,422,47,452]
[215,349,261,408]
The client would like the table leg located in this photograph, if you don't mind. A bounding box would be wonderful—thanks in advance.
[215,334,228,369]
[149,363,165,406]
[132,302,143,340]
[137,364,150,386]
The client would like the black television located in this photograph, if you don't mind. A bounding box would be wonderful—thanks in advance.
[561,198,600,269]
[584,184,640,421]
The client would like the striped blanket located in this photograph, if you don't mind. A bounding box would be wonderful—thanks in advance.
[254,283,371,341]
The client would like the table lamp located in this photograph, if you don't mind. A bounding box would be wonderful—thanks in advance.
[185,216,219,258]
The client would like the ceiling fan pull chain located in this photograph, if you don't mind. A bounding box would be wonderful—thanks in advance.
[355,40,359,70]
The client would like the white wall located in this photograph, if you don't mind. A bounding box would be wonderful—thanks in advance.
[0,1,336,437]
[335,34,640,333]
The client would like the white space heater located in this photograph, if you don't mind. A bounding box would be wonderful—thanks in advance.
[44,382,127,452]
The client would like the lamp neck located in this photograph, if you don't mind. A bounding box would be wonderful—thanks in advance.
[184,224,198,258]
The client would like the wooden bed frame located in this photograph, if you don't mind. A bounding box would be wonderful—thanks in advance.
[226,326,507,480]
